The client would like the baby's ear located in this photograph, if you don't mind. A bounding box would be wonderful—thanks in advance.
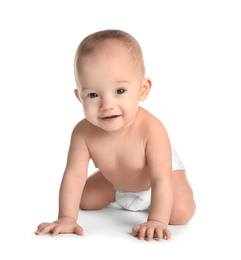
[74,89,81,103]
[140,78,152,101]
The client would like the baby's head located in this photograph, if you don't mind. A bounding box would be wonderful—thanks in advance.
[73,30,151,132]
[74,29,145,88]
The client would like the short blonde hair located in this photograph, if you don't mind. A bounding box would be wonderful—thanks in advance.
[74,29,145,87]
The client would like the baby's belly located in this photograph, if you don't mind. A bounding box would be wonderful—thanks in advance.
[100,166,151,192]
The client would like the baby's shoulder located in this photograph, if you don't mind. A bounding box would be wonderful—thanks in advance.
[139,107,166,132]
[138,107,169,144]
[72,118,95,138]
[138,108,170,146]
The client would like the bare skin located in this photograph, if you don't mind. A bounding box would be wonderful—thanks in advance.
[36,39,196,241]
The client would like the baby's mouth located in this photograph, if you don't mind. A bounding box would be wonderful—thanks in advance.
[101,115,121,121]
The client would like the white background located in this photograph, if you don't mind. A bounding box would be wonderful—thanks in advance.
[1,0,241,259]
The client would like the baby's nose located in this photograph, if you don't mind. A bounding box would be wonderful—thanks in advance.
[100,98,115,111]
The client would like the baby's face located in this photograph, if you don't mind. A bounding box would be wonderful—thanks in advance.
[76,40,146,132]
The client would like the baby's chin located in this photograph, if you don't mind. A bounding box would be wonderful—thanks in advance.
[85,118,120,132]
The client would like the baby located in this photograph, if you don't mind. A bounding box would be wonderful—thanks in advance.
[36,30,196,242]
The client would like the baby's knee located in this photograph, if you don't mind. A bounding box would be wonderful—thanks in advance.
[79,200,91,210]
[169,200,196,225]
[80,192,114,211]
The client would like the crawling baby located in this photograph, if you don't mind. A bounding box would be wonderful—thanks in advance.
[36,30,196,241]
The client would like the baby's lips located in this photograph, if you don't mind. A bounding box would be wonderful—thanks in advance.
[101,115,121,119]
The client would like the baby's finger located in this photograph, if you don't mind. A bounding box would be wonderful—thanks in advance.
[146,227,154,242]
[36,222,49,231]
[74,225,84,236]
[36,223,47,235]
[37,223,57,235]
[155,227,163,241]
[132,225,140,237]
[139,226,147,240]
[52,225,62,237]
[163,229,171,240]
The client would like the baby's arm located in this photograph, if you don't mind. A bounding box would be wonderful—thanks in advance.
[133,122,173,241]
[36,123,90,236]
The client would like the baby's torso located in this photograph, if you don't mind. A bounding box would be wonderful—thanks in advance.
[79,107,165,192]
[80,108,157,192]
[86,128,151,192]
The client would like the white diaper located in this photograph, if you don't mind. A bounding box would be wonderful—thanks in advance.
[115,145,185,211]
[115,187,151,211]
[171,145,185,171]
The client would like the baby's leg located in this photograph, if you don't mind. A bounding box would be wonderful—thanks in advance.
[80,170,116,210]
[169,170,196,225]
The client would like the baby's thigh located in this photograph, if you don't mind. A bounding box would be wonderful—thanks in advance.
[172,170,194,199]
[170,170,196,224]
[80,170,116,210]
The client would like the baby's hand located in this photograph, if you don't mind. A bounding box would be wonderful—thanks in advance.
[35,217,84,237]
[132,220,171,242]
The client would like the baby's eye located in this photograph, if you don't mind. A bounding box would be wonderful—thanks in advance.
[88,93,98,98]
[116,89,125,95]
